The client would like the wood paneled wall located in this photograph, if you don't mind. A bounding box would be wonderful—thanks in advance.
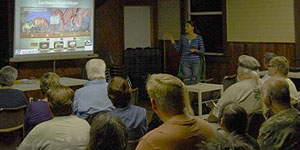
[160,40,296,83]
[95,0,123,65]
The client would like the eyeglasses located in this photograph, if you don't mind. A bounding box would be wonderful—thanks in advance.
[267,65,275,68]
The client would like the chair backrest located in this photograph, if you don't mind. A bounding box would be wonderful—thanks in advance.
[246,111,265,139]
[0,105,26,133]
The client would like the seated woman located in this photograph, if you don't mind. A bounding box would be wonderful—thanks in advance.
[0,65,28,108]
[107,77,148,140]
[24,72,60,135]
[218,103,259,150]
[88,113,128,150]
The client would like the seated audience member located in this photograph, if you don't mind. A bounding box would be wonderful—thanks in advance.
[258,77,300,150]
[24,72,59,135]
[261,52,277,83]
[267,56,299,103]
[107,77,147,140]
[73,59,114,120]
[218,103,259,150]
[208,55,263,122]
[204,133,254,150]
[0,65,28,108]
[136,74,215,150]
[88,113,128,150]
[18,85,90,150]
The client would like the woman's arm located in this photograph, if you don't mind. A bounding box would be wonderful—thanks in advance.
[166,33,182,52]
[191,36,205,54]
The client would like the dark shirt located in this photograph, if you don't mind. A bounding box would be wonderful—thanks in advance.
[24,100,52,135]
[239,133,260,150]
[258,108,300,150]
[0,89,28,108]
[108,105,147,140]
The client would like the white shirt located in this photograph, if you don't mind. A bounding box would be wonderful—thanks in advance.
[18,115,90,150]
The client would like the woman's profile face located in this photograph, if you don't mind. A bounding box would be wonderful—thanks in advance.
[185,23,194,34]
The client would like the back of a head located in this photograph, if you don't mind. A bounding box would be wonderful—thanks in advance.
[40,72,60,95]
[88,113,128,150]
[204,133,254,150]
[46,85,74,116]
[86,59,106,80]
[264,52,277,65]
[263,77,291,107]
[220,103,248,135]
[269,56,289,76]
[107,76,131,108]
[146,73,193,115]
[0,65,18,86]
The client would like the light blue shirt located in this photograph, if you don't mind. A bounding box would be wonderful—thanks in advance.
[73,79,114,119]
[108,105,148,140]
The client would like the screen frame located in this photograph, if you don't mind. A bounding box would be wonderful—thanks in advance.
[12,0,96,62]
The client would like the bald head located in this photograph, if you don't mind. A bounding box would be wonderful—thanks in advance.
[263,77,291,107]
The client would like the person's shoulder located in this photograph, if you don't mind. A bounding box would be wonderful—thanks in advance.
[129,105,147,113]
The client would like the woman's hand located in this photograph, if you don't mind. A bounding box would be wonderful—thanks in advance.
[191,49,200,53]
[165,33,175,44]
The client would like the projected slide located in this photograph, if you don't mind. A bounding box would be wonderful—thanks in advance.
[14,0,94,59]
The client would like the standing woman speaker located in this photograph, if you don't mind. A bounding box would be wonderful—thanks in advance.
[166,20,205,84]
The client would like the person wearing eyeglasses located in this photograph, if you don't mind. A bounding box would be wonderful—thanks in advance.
[267,56,299,105]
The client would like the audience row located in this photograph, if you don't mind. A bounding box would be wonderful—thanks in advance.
[0,53,300,149]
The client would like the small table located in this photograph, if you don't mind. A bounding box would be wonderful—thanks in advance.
[185,83,223,117]
[13,77,88,91]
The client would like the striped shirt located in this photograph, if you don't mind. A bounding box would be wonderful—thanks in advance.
[173,34,205,61]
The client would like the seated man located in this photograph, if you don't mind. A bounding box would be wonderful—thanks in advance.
[0,65,28,108]
[107,77,147,140]
[208,55,263,122]
[88,113,128,150]
[261,52,277,83]
[18,85,90,150]
[73,59,114,119]
[267,56,298,103]
[258,77,300,150]
[24,72,59,135]
[218,103,259,150]
[136,74,215,150]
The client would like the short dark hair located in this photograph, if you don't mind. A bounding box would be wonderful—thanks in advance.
[107,77,131,108]
[186,20,200,34]
[263,77,291,107]
[46,85,74,116]
[219,103,248,134]
[88,114,128,150]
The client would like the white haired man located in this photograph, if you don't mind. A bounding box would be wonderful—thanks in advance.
[136,74,215,150]
[73,59,114,120]
[208,55,263,122]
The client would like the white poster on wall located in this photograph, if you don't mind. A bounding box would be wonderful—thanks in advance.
[124,6,151,49]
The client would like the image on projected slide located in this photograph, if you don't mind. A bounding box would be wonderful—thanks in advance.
[15,7,93,56]
[20,7,91,36]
